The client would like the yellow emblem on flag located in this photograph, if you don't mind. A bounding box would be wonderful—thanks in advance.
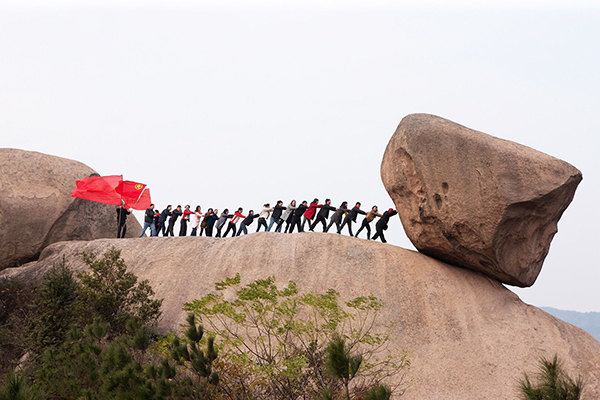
[134,184,144,190]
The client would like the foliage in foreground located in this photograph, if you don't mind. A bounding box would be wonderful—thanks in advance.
[0,248,218,399]
[0,277,36,376]
[184,274,410,399]
[519,354,584,400]
[2,250,409,399]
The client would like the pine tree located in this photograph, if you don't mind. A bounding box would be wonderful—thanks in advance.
[170,314,219,398]
[325,335,363,400]
[519,355,584,400]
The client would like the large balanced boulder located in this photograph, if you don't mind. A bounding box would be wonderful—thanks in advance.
[4,234,600,399]
[380,114,582,287]
[0,148,141,270]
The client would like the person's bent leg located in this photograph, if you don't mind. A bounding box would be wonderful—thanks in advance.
[338,219,347,234]
[313,216,325,231]
[355,221,366,238]
[373,228,384,242]
[319,218,327,232]
[325,220,334,233]
[140,222,150,237]
[380,231,387,243]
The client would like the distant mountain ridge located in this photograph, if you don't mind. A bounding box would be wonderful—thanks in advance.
[542,307,600,341]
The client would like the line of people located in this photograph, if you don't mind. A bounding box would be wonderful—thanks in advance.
[119,198,398,243]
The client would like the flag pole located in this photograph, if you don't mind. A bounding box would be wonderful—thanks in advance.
[117,176,123,238]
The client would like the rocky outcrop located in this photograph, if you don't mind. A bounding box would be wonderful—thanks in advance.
[380,114,582,287]
[4,234,599,399]
[0,148,141,270]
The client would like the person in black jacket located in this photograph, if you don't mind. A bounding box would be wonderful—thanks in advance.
[338,202,366,237]
[140,204,156,237]
[309,198,336,232]
[116,205,130,238]
[325,201,348,233]
[267,200,286,232]
[288,201,308,233]
[205,209,219,237]
[237,210,260,236]
[372,209,398,243]
[166,205,182,237]
[158,205,172,236]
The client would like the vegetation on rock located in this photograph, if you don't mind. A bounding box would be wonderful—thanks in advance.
[184,274,410,399]
[519,355,584,400]
[2,250,407,399]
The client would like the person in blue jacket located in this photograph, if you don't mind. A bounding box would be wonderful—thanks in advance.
[158,205,172,236]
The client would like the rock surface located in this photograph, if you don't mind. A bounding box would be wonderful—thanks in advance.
[0,148,141,270]
[4,233,599,399]
[380,114,582,287]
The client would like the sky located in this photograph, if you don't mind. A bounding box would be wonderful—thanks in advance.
[0,1,598,312]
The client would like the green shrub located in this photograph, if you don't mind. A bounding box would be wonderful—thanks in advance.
[184,274,410,399]
[77,248,163,334]
[27,261,78,354]
[0,277,36,375]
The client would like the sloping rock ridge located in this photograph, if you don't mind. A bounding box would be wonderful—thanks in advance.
[4,234,599,399]
[381,114,582,287]
[0,148,141,270]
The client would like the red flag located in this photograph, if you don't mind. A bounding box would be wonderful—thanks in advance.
[123,188,152,210]
[70,175,123,206]
[116,180,147,203]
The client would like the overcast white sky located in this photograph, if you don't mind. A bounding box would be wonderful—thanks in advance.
[1,1,598,312]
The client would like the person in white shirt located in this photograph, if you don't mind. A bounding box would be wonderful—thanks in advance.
[190,205,202,236]
[256,203,273,232]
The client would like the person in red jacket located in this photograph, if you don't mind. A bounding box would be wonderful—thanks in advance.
[179,205,194,236]
[302,198,322,231]
[223,207,246,237]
